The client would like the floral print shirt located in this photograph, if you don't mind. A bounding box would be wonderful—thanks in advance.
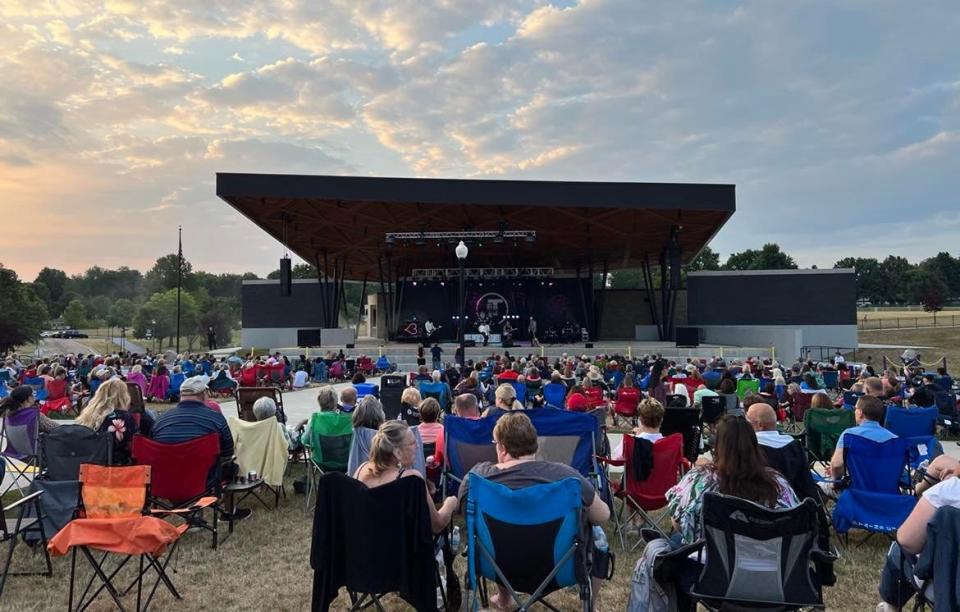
[666,466,800,545]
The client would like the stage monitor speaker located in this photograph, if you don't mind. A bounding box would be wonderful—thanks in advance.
[345,343,355,349]
[676,326,700,348]
[502,339,513,348]
[379,374,406,420]
[279,257,292,296]
[584,342,594,349]
[464,340,476,348]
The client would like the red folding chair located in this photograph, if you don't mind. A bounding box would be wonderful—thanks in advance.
[584,386,605,410]
[131,434,222,549]
[613,386,640,426]
[603,433,688,551]
[238,367,257,387]
[788,392,813,432]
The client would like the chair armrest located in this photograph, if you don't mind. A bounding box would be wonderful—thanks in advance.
[149,496,218,514]
[811,548,838,565]
[596,456,624,467]
[3,490,43,513]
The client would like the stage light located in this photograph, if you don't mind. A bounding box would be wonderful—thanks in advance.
[386,234,396,246]
[525,232,535,243]
[440,281,445,286]
[412,281,418,286]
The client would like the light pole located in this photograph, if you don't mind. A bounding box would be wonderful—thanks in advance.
[456,240,468,366]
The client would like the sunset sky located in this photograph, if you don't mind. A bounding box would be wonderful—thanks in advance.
[1,1,958,281]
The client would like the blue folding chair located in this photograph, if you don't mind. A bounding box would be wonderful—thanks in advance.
[821,370,839,389]
[312,360,329,382]
[832,435,916,543]
[353,383,379,399]
[702,371,721,390]
[606,370,624,390]
[841,390,862,411]
[165,372,186,401]
[418,380,450,412]
[442,416,498,496]
[885,406,937,438]
[525,409,599,480]
[542,382,567,409]
[22,377,48,402]
[510,381,527,407]
[479,367,493,383]
[374,355,390,373]
[465,475,592,612]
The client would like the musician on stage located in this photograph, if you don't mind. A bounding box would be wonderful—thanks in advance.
[528,316,538,346]
[502,319,515,344]
[478,320,491,347]
[424,318,438,340]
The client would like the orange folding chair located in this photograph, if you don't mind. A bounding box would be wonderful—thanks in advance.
[47,464,186,611]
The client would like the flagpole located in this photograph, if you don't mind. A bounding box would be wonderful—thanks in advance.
[176,225,182,354]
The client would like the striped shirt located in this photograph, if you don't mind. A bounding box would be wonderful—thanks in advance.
[151,400,234,457]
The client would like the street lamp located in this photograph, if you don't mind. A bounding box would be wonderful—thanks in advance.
[456,240,468,366]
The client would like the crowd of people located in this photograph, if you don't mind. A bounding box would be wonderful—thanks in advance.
[2,345,958,610]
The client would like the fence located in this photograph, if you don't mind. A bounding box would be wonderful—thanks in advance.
[858,314,960,331]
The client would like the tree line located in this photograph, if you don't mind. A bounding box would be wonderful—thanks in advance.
[608,245,959,309]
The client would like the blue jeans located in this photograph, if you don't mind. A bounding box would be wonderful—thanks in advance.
[879,542,917,607]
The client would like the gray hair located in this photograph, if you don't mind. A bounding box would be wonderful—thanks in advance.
[252,396,278,421]
[317,387,338,412]
[352,395,385,429]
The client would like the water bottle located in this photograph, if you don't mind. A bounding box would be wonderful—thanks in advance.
[451,526,461,553]
[592,525,608,552]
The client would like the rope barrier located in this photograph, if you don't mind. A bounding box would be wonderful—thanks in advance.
[881,353,946,369]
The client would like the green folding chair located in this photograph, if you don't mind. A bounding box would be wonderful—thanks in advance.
[736,378,760,400]
[803,408,855,467]
[302,412,353,510]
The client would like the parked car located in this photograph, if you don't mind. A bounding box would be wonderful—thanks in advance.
[60,329,89,339]
[40,331,56,337]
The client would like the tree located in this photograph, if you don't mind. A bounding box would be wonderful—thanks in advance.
[687,246,721,271]
[0,264,48,352]
[133,290,198,350]
[921,287,944,317]
[144,254,193,296]
[919,252,960,298]
[85,295,112,323]
[880,255,914,305]
[107,299,137,328]
[62,299,88,329]
[34,267,68,303]
[834,257,884,304]
[266,262,317,279]
[723,243,798,271]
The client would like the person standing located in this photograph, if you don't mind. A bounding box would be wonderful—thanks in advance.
[207,326,217,351]
[431,342,443,371]
[528,316,538,346]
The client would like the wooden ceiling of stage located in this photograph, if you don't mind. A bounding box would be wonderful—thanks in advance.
[216,173,736,281]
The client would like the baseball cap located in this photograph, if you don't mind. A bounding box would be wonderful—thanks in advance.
[179,376,209,396]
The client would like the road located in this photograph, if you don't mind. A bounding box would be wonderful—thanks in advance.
[111,337,147,354]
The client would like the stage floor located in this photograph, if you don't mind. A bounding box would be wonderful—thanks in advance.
[274,339,775,366]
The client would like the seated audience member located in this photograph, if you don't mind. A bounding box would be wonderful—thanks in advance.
[414,365,431,382]
[292,366,309,389]
[692,383,718,408]
[338,386,358,413]
[401,386,422,419]
[825,395,896,487]
[612,398,665,460]
[252,396,307,452]
[810,392,834,411]
[497,363,521,382]
[800,372,821,392]
[352,395,386,431]
[633,416,799,601]
[745,402,795,449]
[316,387,338,413]
[757,382,779,409]
[907,385,937,409]
[76,377,154,464]
[150,377,242,505]
[351,371,366,386]
[565,384,590,412]
[418,397,444,468]
[878,455,960,611]
[0,385,60,433]
[862,376,885,398]
[354,420,457,534]
[458,412,610,610]
[482,383,520,418]
[126,364,148,395]
[453,393,481,419]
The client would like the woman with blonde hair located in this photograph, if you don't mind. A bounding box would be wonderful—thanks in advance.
[76,377,152,463]
[354,420,457,533]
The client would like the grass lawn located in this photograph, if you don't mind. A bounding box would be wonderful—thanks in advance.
[854,327,960,370]
[1,459,893,612]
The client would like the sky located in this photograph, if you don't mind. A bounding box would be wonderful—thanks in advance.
[1,0,958,281]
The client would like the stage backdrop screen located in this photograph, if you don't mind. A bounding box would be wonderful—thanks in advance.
[687,270,857,326]
[398,278,592,342]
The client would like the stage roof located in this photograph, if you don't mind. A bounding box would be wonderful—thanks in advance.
[216,173,735,281]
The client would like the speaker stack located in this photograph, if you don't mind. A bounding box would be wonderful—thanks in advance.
[379,374,406,421]
[279,257,292,296]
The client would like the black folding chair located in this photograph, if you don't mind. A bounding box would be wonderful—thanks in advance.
[661,407,701,464]
[0,488,51,598]
[40,424,112,481]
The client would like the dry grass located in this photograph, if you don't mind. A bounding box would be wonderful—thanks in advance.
[0,460,896,612]
[854,327,960,370]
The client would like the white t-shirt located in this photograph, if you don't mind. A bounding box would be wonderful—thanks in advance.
[923,476,960,509]
[292,370,309,388]
[612,431,663,461]
[755,429,796,449]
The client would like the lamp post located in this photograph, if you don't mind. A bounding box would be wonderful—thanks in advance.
[455,240,468,366]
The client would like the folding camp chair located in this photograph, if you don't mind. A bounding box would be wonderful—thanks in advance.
[841,390,862,411]
[603,433,687,550]
[302,412,353,509]
[0,487,51,599]
[310,472,442,611]
[885,406,939,469]
[660,406,701,464]
[208,371,237,397]
[235,386,287,424]
[934,391,958,435]
[441,416,498,496]
[736,378,759,400]
[47,464,185,612]
[582,386,603,410]
[1,406,41,497]
[165,373,185,401]
[354,383,379,399]
[911,505,960,611]
[542,382,567,409]
[527,409,601,479]
[419,381,449,411]
[676,493,834,611]
[821,370,839,390]
[40,424,112,481]
[131,434,223,549]
[832,435,916,545]
[803,408,855,468]
[228,417,287,508]
[612,386,640,426]
[346,426,428,482]
[787,392,813,432]
[465,475,593,612]
[40,378,75,415]
[22,377,48,402]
